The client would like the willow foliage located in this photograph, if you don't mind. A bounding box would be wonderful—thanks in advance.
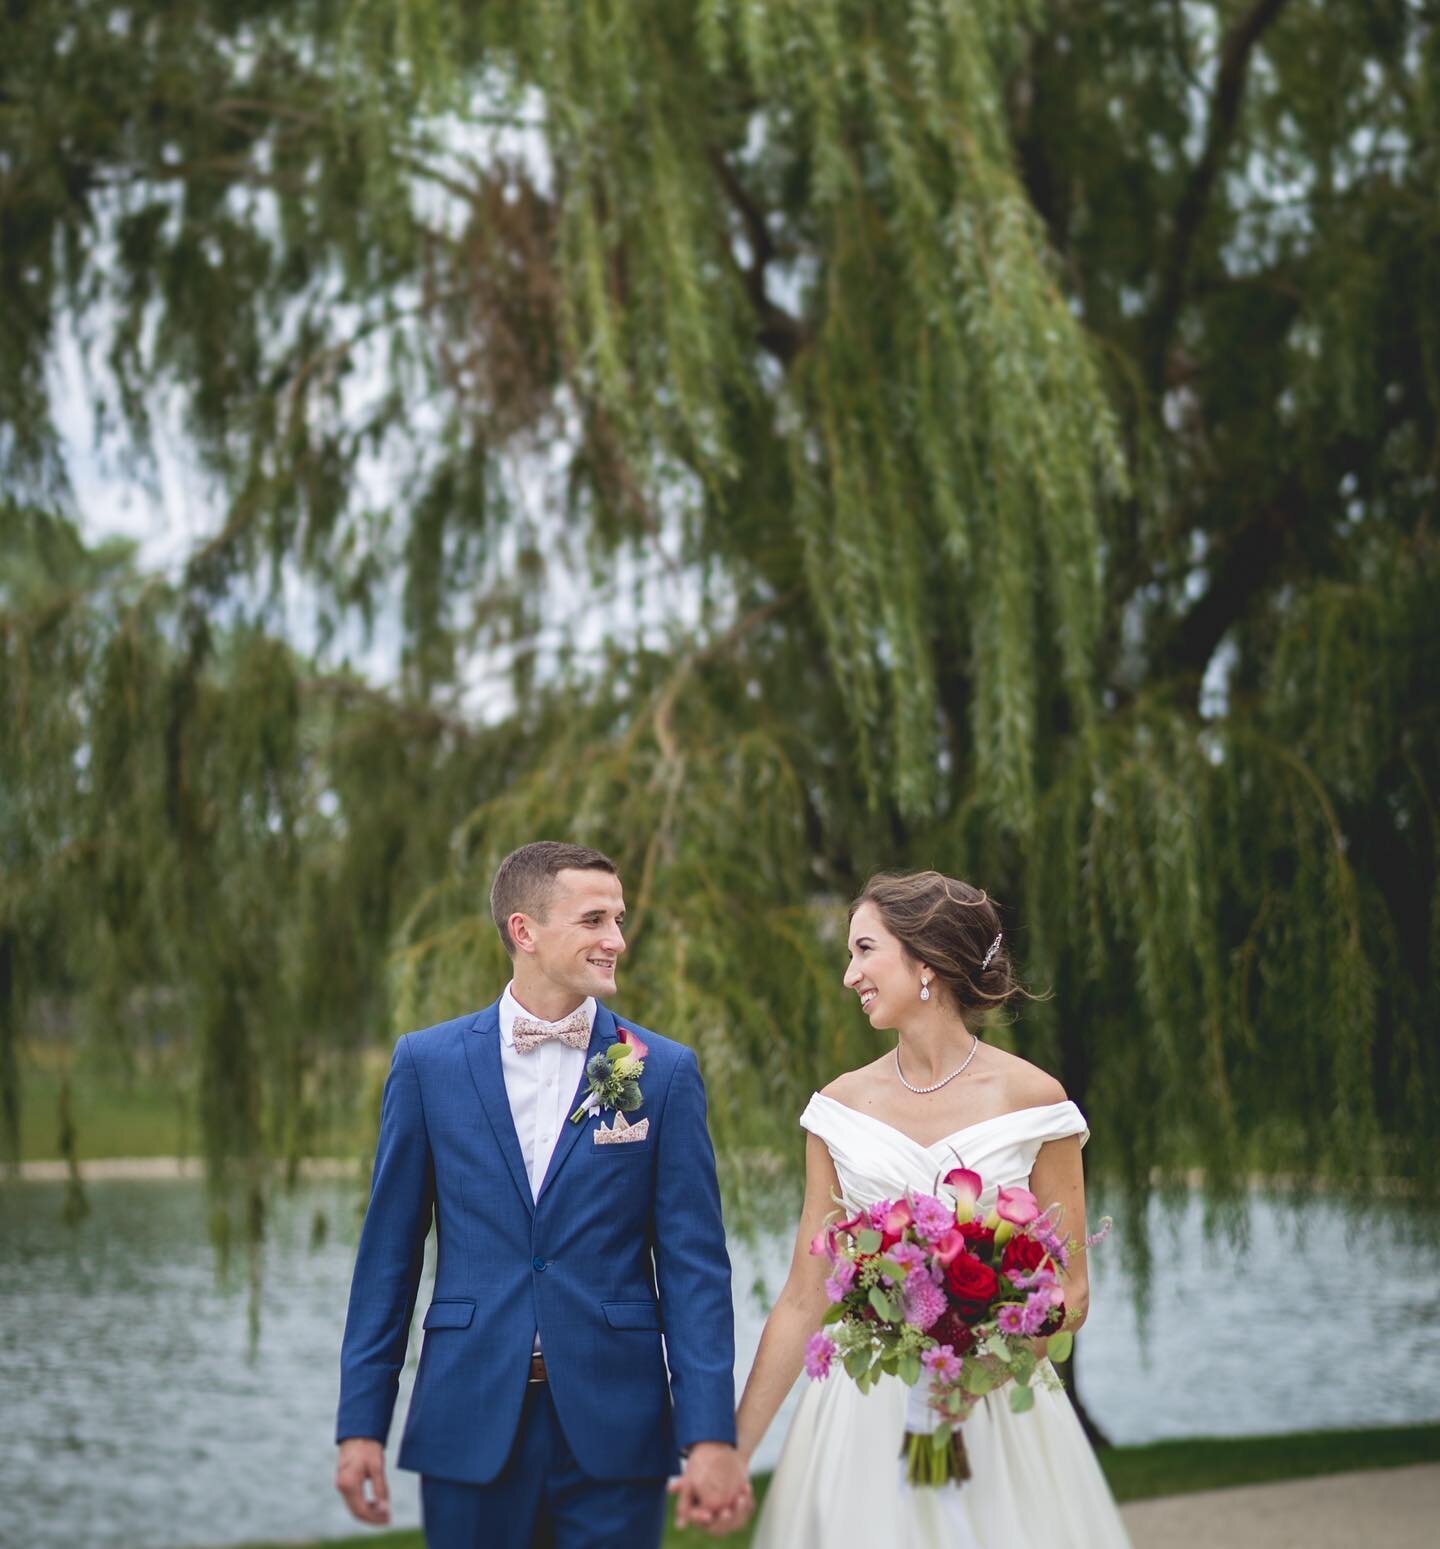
[2,0,1437,1261]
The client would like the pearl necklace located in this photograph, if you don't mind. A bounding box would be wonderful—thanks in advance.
[894,1034,980,1095]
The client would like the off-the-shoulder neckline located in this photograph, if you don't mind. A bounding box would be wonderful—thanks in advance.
[806,1093,1080,1154]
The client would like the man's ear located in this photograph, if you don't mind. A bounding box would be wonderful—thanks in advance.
[509,912,537,956]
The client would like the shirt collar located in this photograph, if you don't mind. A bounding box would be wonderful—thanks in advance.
[498,982,597,1049]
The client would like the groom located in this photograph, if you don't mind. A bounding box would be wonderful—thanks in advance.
[335,842,751,1546]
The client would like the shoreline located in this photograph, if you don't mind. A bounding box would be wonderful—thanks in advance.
[10,1155,364,1182]
[8,1155,1416,1194]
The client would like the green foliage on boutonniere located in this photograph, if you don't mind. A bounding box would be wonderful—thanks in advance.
[569,1027,648,1124]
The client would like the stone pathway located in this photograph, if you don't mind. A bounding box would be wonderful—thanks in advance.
[1120,1463,1439,1549]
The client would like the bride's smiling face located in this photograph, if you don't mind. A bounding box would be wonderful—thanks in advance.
[844,902,922,1029]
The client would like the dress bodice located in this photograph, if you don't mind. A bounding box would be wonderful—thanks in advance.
[799,1094,1089,1212]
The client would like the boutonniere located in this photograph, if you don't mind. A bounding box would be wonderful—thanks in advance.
[569,1027,649,1124]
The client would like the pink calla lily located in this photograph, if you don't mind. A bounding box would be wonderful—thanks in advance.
[930,1227,967,1266]
[617,1027,649,1060]
[883,1200,914,1237]
[812,1211,866,1258]
[942,1167,983,1213]
[995,1186,1041,1226]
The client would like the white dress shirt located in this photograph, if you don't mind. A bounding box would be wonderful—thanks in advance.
[498,984,595,1356]
[497,983,595,1200]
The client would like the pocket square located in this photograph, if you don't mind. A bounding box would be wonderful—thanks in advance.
[593,1112,649,1145]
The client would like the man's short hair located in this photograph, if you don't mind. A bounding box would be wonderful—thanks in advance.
[490,841,619,956]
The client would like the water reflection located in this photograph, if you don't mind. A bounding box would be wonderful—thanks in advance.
[1,1180,1436,1549]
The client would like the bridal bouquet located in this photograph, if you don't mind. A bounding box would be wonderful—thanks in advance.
[803,1167,1104,1487]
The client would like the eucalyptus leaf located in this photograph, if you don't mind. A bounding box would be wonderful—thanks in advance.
[963,1364,997,1396]
[868,1286,898,1322]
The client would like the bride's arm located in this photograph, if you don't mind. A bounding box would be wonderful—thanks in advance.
[1028,1133,1090,1332]
[734,1132,841,1464]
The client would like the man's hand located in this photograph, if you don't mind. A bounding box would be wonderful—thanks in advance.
[335,1437,391,1526]
[668,1442,754,1537]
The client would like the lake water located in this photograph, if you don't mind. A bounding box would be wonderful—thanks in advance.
[2,1179,1437,1549]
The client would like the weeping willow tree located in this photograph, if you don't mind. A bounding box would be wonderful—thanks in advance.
[3,0,1438,1281]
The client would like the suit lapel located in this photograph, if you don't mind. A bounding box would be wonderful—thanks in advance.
[463,1001,535,1217]
[537,1002,618,1202]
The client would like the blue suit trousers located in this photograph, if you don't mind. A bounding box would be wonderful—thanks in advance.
[419,1382,667,1549]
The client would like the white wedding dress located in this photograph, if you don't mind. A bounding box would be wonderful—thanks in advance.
[752,1095,1132,1549]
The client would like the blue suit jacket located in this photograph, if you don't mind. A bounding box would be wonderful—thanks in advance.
[335,999,736,1482]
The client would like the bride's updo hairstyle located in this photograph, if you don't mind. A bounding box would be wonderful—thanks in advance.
[850,870,1025,1019]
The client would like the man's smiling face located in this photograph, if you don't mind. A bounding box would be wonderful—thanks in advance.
[515,867,627,1002]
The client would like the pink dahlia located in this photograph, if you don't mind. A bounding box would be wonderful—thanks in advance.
[824,1260,857,1302]
[804,1331,836,1380]
[888,1241,929,1274]
[995,1302,1027,1335]
[1022,1290,1055,1335]
[921,1344,963,1383]
[903,1269,948,1331]
[912,1194,956,1241]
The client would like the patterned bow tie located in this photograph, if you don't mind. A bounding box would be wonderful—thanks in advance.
[511,1007,591,1055]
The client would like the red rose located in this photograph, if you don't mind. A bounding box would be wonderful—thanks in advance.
[957,1219,997,1255]
[943,1250,999,1313]
[1001,1233,1047,1278]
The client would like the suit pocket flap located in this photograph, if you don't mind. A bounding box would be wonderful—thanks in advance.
[602,1299,662,1331]
[422,1299,475,1330]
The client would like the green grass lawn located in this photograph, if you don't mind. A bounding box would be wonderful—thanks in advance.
[18,1060,193,1161]
[15,1044,378,1163]
[1098,1422,1438,1503]
[232,1423,1439,1549]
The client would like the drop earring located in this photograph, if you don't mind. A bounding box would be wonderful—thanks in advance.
[919,974,931,1003]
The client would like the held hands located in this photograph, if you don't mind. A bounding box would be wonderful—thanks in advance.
[335,1437,391,1526]
[668,1442,754,1538]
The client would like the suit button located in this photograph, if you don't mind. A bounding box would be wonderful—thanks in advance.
[532,1256,547,1272]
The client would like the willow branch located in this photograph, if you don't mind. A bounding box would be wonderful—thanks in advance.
[706,146,808,366]
[303,674,476,739]
[1145,0,1293,390]
[651,586,802,762]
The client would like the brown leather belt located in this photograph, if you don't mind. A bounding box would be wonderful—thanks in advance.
[528,1353,548,1384]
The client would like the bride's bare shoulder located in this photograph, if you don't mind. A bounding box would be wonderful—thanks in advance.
[819,1055,890,1106]
[982,1043,1067,1108]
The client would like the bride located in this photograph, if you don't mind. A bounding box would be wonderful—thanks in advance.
[736,870,1131,1548]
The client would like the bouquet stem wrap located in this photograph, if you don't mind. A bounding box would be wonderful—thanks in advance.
[902,1382,969,1486]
